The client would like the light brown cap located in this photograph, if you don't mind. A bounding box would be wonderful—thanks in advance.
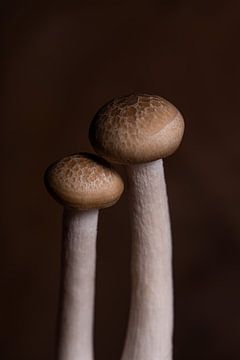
[44,153,124,209]
[89,94,185,164]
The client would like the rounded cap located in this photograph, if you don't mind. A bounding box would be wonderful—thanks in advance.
[44,153,124,209]
[89,93,185,164]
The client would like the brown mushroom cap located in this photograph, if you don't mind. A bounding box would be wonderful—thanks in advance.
[44,153,124,209]
[89,94,185,164]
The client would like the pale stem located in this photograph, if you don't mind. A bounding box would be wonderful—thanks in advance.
[121,159,173,360]
[57,208,98,360]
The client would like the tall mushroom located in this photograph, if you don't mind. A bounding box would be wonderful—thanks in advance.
[44,153,124,360]
[89,94,184,360]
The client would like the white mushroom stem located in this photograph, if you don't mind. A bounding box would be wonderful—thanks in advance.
[122,159,173,360]
[57,208,98,360]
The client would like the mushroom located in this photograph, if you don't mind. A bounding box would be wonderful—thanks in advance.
[89,94,184,360]
[44,153,124,360]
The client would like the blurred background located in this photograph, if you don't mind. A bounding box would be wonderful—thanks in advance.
[2,0,240,359]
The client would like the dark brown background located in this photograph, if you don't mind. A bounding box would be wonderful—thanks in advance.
[2,1,240,359]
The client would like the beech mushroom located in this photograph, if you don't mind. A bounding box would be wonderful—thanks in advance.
[89,94,184,360]
[44,153,124,360]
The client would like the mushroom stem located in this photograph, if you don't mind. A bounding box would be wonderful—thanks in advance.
[122,159,173,360]
[57,208,98,360]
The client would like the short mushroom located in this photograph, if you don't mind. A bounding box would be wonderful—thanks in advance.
[44,153,124,360]
[89,94,184,360]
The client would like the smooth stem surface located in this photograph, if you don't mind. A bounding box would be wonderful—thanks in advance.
[122,159,173,360]
[57,208,98,360]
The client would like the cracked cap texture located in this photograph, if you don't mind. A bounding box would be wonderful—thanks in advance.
[44,153,124,209]
[89,94,185,164]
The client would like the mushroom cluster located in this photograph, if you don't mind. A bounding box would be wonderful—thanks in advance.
[44,94,184,360]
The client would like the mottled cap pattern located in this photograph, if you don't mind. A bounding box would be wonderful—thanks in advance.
[89,94,185,164]
[44,153,124,209]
